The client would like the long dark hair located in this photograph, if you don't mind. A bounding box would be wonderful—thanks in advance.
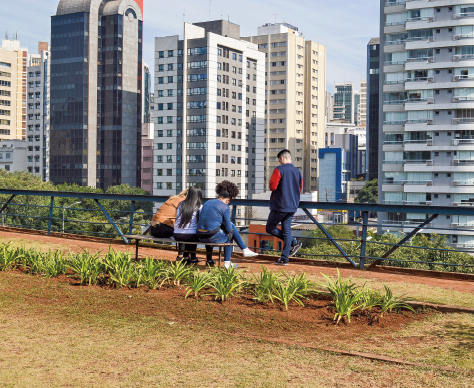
[177,186,202,228]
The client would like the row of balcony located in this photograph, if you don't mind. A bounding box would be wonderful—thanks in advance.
[384,118,474,125]
[383,178,474,186]
[384,139,474,146]
[384,55,474,65]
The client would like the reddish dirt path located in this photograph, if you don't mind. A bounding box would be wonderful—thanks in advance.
[1,229,474,294]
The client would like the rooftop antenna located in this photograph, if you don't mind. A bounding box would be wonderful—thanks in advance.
[4,31,8,40]
[183,7,185,24]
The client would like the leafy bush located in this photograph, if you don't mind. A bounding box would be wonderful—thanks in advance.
[251,266,282,303]
[185,270,212,299]
[379,285,414,317]
[209,266,244,302]
[69,251,104,285]
[103,248,135,288]
[166,260,194,287]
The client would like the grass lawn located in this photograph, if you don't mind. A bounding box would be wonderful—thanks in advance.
[0,271,473,388]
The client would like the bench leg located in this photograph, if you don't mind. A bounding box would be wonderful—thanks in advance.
[218,246,222,268]
[135,239,139,260]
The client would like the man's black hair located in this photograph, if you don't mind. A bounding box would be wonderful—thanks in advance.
[277,149,291,159]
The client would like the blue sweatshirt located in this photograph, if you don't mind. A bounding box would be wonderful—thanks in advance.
[196,199,233,234]
[269,163,303,213]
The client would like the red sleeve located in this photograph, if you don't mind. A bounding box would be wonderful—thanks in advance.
[300,178,303,194]
[269,168,281,191]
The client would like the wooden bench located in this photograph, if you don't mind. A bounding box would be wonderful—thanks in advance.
[123,234,234,267]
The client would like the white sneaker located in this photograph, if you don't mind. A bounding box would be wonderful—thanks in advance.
[243,248,258,257]
[224,261,238,269]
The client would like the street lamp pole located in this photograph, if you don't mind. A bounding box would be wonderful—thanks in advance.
[63,201,82,233]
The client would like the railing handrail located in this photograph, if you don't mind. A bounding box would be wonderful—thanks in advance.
[2,189,474,216]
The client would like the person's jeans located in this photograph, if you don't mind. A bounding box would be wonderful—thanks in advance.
[198,223,245,261]
[151,223,185,257]
[173,233,213,261]
[265,210,297,262]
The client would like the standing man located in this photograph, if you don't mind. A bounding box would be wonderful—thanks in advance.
[265,149,303,266]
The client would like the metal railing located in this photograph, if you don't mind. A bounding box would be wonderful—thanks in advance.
[0,189,474,273]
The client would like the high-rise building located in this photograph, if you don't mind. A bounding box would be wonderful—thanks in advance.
[141,62,153,193]
[243,23,326,192]
[153,20,265,199]
[26,43,50,181]
[0,39,29,140]
[50,0,144,189]
[358,80,367,127]
[367,37,380,182]
[333,81,354,123]
[380,1,474,247]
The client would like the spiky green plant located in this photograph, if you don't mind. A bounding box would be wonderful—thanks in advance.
[0,243,23,271]
[69,251,103,285]
[166,260,195,287]
[209,266,243,302]
[251,266,282,303]
[320,269,364,324]
[285,272,315,297]
[38,250,69,278]
[185,269,212,299]
[270,280,307,311]
[103,247,135,288]
[134,258,168,289]
[359,286,383,310]
[380,285,415,317]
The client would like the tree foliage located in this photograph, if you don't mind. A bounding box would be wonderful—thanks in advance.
[0,171,151,237]
[355,179,378,204]
[299,225,474,273]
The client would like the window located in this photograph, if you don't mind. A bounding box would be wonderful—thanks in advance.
[167,156,173,163]
[168,50,174,57]
[158,77,164,84]
[159,51,164,58]
[157,156,163,163]
[168,64,173,71]
[168,76,173,83]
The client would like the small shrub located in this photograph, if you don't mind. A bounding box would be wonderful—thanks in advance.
[251,266,282,303]
[166,260,195,287]
[270,281,307,311]
[69,251,103,285]
[359,286,383,310]
[38,250,69,278]
[103,247,135,288]
[185,270,212,299]
[321,269,364,324]
[380,285,415,317]
[136,258,168,290]
[0,243,22,271]
[209,266,243,302]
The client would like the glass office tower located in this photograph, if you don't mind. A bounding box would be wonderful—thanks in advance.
[50,0,143,190]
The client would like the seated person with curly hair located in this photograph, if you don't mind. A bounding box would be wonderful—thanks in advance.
[196,180,258,268]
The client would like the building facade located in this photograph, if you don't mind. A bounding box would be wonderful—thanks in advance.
[0,140,27,172]
[50,0,143,189]
[380,0,474,247]
[243,23,326,192]
[333,81,354,123]
[358,80,367,126]
[153,20,265,199]
[26,45,50,181]
[367,37,380,182]
[0,39,29,140]
[244,23,326,192]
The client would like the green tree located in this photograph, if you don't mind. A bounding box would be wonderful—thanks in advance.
[355,179,378,204]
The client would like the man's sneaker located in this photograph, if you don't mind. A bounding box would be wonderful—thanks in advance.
[186,258,199,265]
[206,259,215,267]
[243,247,258,257]
[176,255,187,262]
[289,241,303,257]
[274,259,288,266]
[224,261,238,269]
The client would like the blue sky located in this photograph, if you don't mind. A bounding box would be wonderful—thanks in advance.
[1,0,380,93]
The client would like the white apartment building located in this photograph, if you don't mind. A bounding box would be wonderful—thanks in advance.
[26,48,50,181]
[0,140,27,172]
[380,0,474,247]
[153,20,265,199]
[243,23,326,192]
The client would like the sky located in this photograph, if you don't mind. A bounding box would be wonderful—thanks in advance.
[1,0,380,93]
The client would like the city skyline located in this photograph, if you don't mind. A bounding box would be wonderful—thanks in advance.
[1,0,378,93]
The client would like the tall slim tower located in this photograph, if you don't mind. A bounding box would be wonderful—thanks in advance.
[50,0,143,189]
[243,24,326,192]
[367,37,379,182]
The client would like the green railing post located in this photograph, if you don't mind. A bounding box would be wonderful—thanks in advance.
[359,211,369,270]
[47,196,54,235]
